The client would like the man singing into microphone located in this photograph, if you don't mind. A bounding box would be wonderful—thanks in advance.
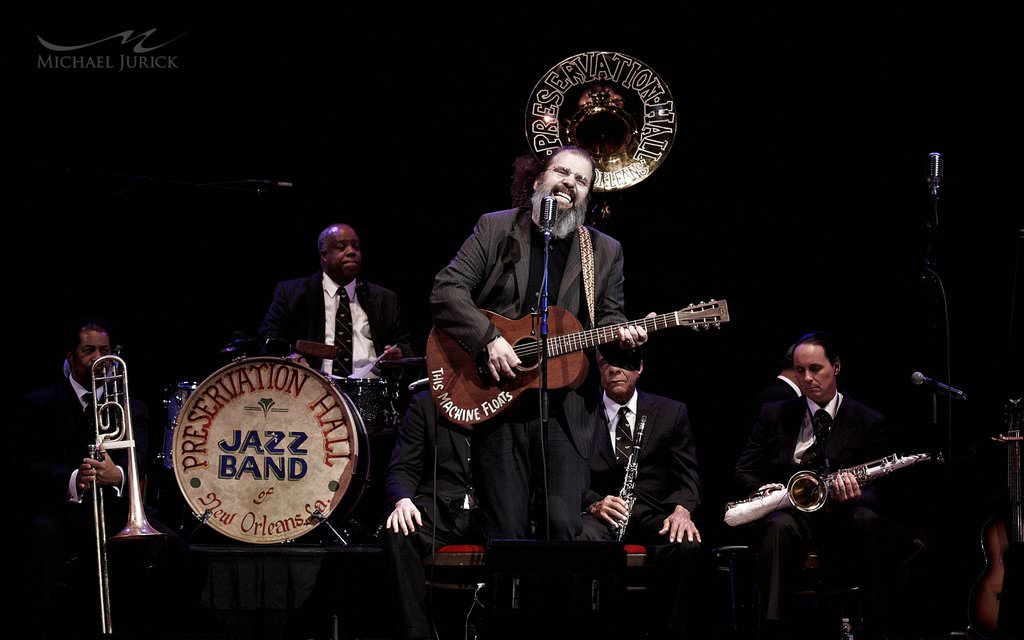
[430,145,650,541]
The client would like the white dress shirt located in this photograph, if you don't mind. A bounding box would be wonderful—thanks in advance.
[322,274,378,378]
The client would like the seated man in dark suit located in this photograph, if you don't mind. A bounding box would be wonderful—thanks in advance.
[15,317,192,639]
[752,341,802,414]
[260,222,416,537]
[580,343,707,638]
[733,331,889,640]
[382,390,484,640]
[259,222,413,376]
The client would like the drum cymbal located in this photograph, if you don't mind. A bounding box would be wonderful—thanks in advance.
[218,337,259,355]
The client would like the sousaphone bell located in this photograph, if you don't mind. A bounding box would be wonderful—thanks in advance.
[525,51,676,192]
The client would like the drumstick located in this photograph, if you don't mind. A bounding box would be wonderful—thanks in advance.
[348,345,399,379]
[295,339,337,360]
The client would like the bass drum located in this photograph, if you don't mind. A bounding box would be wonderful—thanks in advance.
[172,357,368,544]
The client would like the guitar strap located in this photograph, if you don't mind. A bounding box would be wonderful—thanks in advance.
[578,225,596,327]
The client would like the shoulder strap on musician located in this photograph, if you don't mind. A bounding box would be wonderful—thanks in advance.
[579,225,596,327]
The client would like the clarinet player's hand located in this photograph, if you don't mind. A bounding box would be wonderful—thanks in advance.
[660,505,701,544]
[589,495,629,527]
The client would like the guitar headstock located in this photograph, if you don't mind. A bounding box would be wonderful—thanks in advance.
[677,299,730,331]
[1004,397,1022,438]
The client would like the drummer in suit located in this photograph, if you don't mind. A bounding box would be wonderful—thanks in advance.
[260,222,415,537]
[259,222,414,376]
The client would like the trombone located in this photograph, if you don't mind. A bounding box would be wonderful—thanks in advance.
[89,354,163,634]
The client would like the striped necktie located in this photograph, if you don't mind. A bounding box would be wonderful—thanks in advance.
[803,408,832,469]
[334,287,353,376]
[614,406,633,462]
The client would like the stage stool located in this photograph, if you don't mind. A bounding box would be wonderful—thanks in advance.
[713,544,760,638]
[789,549,863,639]
[423,544,488,590]
[621,543,650,592]
[423,543,648,587]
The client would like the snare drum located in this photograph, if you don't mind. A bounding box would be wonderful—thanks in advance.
[334,377,399,435]
[172,357,368,544]
[158,381,198,469]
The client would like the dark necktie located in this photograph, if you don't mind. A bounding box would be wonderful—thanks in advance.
[614,406,633,462]
[804,408,832,469]
[334,287,353,376]
[82,391,96,427]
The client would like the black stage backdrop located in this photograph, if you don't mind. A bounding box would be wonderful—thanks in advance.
[16,17,1022,633]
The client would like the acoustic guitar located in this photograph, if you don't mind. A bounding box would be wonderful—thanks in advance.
[425,300,729,426]
[969,398,1022,637]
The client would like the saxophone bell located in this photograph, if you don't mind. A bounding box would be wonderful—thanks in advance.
[788,452,932,513]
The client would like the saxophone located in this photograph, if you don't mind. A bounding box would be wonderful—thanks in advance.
[724,452,931,527]
[614,414,648,541]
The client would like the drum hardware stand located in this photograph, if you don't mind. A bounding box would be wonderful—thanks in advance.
[183,509,213,542]
[308,509,349,545]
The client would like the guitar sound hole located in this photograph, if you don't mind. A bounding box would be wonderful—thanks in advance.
[515,337,540,370]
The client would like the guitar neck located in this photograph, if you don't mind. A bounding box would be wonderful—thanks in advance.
[547,301,728,357]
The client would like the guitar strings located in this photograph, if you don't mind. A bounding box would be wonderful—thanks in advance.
[509,307,723,358]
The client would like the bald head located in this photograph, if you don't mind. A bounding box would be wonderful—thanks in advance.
[318,223,362,285]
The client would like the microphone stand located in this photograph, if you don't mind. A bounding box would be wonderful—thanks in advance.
[921,153,953,480]
[537,214,553,540]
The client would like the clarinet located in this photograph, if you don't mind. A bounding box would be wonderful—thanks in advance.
[615,414,648,541]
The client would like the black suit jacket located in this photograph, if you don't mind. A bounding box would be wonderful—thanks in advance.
[17,377,149,515]
[259,272,414,369]
[734,395,887,507]
[385,391,473,523]
[746,377,801,435]
[584,391,701,524]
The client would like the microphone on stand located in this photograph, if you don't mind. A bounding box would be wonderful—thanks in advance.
[541,195,557,238]
[911,371,967,400]
[927,152,943,202]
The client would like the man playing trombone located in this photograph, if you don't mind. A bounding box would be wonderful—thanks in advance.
[14,318,188,639]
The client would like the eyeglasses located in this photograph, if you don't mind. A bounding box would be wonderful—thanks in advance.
[547,165,590,189]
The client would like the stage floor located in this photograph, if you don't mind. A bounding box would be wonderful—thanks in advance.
[170,543,980,640]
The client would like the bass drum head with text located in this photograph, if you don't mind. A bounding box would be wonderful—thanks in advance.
[172,357,364,544]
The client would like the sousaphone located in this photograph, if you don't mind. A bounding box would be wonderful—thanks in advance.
[525,51,676,192]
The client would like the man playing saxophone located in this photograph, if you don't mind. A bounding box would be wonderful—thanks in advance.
[580,344,707,638]
[733,331,890,640]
